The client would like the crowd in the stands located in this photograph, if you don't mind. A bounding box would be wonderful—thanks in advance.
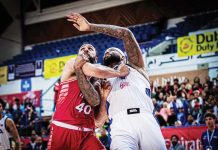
[151,75,218,127]
[1,75,217,149]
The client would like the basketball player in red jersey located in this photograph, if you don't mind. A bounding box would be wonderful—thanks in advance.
[47,43,129,150]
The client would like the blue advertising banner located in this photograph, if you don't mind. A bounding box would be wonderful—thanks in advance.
[21,78,32,92]
[8,60,43,81]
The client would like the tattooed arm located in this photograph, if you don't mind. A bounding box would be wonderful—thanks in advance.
[74,55,100,107]
[67,12,144,68]
[6,118,21,150]
[89,25,144,68]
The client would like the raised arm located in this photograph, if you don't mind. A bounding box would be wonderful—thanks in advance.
[67,12,144,68]
[6,118,21,150]
[89,25,144,68]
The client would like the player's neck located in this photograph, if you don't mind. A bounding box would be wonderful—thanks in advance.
[111,62,122,69]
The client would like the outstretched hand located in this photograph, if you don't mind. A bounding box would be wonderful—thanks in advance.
[67,12,90,31]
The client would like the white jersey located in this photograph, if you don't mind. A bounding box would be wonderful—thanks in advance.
[0,116,12,150]
[107,66,166,150]
[107,66,154,119]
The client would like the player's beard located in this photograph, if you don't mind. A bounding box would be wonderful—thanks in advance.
[83,52,96,64]
[89,56,96,64]
[103,53,121,67]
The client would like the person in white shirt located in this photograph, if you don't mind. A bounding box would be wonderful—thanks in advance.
[0,99,21,150]
[67,12,166,150]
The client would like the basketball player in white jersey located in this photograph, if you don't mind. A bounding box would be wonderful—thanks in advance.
[67,12,167,150]
[0,99,21,150]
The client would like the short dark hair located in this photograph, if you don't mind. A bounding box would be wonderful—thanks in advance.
[174,78,179,82]
[0,99,6,110]
[204,113,216,120]
[171,134,179,141]
[78,43,98,55]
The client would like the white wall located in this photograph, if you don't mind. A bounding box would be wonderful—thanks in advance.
[145,52,218,76]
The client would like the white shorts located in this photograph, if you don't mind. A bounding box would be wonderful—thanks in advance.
[109,110,166,150]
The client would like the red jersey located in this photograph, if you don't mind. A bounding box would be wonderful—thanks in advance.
[53,79,95,129]
[53,82,60,105]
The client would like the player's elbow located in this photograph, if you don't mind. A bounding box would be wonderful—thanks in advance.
[123,28,133,38]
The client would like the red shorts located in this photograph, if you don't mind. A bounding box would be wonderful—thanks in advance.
[47,123,105,150]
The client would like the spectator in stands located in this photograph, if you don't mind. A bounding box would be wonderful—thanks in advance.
[34,136,46,150]
[12,99,23,129]
[174,120,182,127]
[214,74,218,88]
[179,82,189,94]
[184,77,192,91]
[193,76,202,88]
[173,78,179,85]
[201,90,209,102]
[155,86,163,100]
[191,102,203,124]
[150,80,156,97]
[169,93,183,114]
[25,130,37,150]
[159,102,171,123]
[152,98,161,112]
[191,90,203,109]
[163,81,172,94]
[24,97,33,109]
[168,94,177,113]
[157,92,165,106]
[201,113,218,150]
[169,134,185,150]
[212,96,218,116]
[184,114,197,126]
[177,90,189,116]
[0,99,21,150]
[173,80,180,95]
[177,107,186,125]
[204,75,213,89]
[40,128,48,139]
[190,82,203,94]
[168,107,177,126]
[19,105,38,136]
[5,107,13,119]
[155,111,167,127]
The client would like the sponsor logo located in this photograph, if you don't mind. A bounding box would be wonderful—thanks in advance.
[179,37,193,54]
[127,108,140,114]
[120,81,129,89]
[129,109,138,113]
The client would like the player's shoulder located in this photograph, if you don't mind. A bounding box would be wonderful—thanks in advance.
[66,58,76,64]
[64,58,76,69]
[5,117,15,127]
